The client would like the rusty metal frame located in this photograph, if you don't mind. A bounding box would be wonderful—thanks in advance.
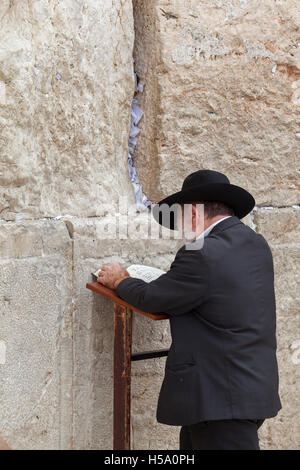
[113,303,133,450]
[86,281,169,450]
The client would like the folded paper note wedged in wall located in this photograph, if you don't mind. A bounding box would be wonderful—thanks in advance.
[127,73,152,211]
[92,264,166,284]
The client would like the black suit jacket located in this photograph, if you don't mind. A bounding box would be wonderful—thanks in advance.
[116,216,282,425]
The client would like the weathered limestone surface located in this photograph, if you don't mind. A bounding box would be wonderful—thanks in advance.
[253,207,300,244]
[0,220,73,449]
[0,0,137,449]
[254,209,300,449]
[133,0,300,206]
[0,0,135,220]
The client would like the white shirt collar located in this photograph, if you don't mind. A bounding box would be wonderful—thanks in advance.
[195,215,232,240]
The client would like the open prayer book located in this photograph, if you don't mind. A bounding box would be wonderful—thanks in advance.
[92,264,166,284]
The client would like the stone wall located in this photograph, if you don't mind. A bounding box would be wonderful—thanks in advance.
[133,0,300,206]
[0,0,135,220]
[0,0,299,450]
[0,220,73,449]
[0,0,137,449]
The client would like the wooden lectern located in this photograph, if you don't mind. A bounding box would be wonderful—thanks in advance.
[86,280,170,450]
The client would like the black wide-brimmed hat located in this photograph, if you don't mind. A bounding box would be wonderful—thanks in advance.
[152,169,255,230]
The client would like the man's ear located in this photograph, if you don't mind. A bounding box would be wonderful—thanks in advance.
[192,204,198,222]
[193,203,205,233]
[191,204,198,232]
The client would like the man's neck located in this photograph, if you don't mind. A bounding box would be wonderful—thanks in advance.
[204,214,229,231]
[194,214,232,240]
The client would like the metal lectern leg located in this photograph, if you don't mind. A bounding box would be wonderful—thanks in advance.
[113,303,133,450]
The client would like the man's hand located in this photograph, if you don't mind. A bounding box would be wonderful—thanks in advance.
[97,263,130,290]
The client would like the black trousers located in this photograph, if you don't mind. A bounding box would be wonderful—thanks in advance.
[179,419,265,450]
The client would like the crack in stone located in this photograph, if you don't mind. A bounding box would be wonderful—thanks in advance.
[0,204,299,225]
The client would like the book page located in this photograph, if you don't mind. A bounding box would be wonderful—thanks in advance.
[92,264,166,284]
[126,264,166,283]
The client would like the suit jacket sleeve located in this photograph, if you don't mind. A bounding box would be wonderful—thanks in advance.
[115,246,210,316]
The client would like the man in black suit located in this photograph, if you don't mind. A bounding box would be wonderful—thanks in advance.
[97,170,282,450]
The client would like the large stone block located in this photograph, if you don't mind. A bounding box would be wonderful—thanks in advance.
[0,220,73,449]
[133,0,300,207]
[253,208,300,315]
[252,209,300,449]
[0,0,135,220]
[259,311,300,449]
[253,207,300,244]
[70,216,178,449]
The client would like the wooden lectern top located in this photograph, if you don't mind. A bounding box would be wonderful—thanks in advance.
[0,435,11,450]
[86,282,169,321]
